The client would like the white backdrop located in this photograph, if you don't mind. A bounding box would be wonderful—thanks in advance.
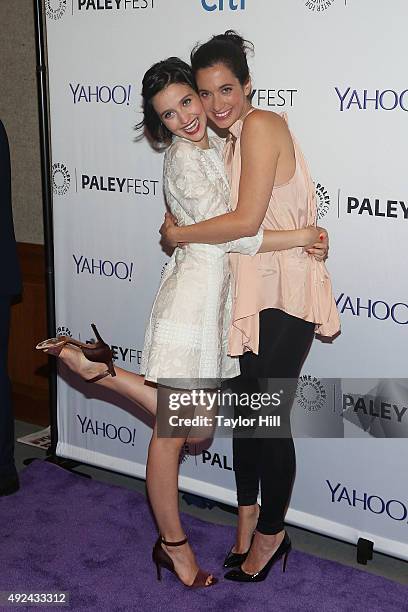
[44,0,408,560]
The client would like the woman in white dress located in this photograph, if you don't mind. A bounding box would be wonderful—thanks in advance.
[37,58,326,588]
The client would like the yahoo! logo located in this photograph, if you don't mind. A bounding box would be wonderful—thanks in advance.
[70,83,132,106]
[335,87,408,112]
[77,415,136,446]
[73,254,134,282]
[327,480,408,523]
[201,0,245,10]
[336,294,408,325]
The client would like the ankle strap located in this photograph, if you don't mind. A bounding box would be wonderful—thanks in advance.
[160,535,188,547]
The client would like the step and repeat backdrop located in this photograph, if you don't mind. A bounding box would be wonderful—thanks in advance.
[44,0,408,560]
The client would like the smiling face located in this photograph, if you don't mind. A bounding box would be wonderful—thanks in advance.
[152,83,209,148]
[196,63,252,130]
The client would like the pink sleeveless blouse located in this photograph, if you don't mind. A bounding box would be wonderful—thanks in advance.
[225,110,340,356]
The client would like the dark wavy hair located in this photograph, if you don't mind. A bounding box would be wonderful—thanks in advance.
[135,57,197,144]
[190,30,254,86]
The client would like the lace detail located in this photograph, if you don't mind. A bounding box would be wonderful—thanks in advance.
[140,138,262,386]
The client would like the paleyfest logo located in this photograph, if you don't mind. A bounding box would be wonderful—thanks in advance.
[52,162,71,196]
[77,0,154,10]
[45,0,67,20]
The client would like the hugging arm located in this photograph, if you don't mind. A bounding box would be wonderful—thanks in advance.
[165,140,264,255]
[162,114,326,254]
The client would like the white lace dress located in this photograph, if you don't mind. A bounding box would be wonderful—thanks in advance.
[140,136,263,388]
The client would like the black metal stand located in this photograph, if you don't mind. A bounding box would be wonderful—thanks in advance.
[33,0,58,459]
[357,537,374,565]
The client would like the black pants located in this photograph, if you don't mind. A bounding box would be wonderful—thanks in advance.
[232,308,315,535]
[0,296,17,480]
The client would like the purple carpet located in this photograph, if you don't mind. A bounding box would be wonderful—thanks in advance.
[1,461,406,612]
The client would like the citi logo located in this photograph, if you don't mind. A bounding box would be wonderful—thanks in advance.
[335,87,408,112]
[201,0,245,11]
[336,294,408,325]
[327,480,408,522]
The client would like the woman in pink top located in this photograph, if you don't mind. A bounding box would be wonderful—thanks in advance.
[161,31,340,583]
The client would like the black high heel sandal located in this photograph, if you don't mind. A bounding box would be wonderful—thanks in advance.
[36,323,116,383]
[152,535,218,588]
[224,532,291,582]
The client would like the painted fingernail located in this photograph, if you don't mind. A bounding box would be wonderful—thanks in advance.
[319,233,324,240]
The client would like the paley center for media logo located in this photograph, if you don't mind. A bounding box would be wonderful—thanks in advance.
[296,375,327,413]
[201,0,245,10]
[304,0,335,12]
[52,162,71,195]
[335,87,408,112]
[45,0,67,20]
